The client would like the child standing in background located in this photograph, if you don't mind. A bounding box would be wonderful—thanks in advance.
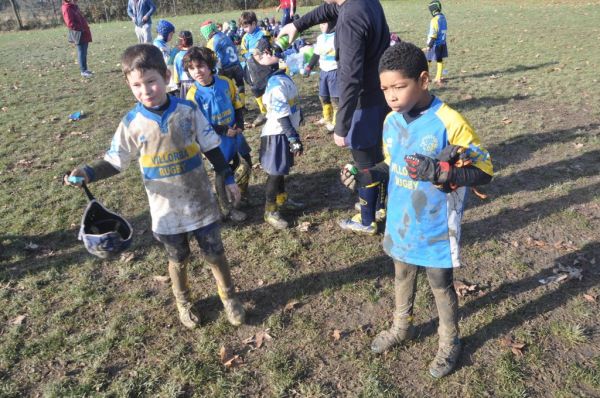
[172,30,194,99]
[153,19,178,92]
[424,0,448,85]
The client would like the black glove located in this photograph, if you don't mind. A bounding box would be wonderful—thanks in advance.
[404,154,451,184]
[288,136,303,155]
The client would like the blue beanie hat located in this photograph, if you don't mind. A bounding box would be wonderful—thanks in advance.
[157,19,175,38]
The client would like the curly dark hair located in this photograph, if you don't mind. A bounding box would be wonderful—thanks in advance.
[378,41,428,80]
[183,46,217,72]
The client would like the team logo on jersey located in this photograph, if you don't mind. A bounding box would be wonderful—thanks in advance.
[420,135,438,154]
[178,117,192,139]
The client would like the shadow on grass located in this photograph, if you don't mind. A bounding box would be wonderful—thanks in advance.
[452,61,559,80]
[449,94,529,113]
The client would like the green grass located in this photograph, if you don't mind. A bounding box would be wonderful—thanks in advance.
[1,0,600,396]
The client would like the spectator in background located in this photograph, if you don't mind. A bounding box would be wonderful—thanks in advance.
[61,0,93,78]
[276,0,296,26]
[127,0,156,43]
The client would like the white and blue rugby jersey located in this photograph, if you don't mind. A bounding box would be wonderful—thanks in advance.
[314,32,337,72]
[382,97,492,268]
[261,71,301,137]
[104,97,221,235]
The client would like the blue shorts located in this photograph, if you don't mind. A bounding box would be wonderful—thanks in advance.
[345,105,387,150]
[260,134,294,176]
[153,222,224,262]
[426,44,448,62]
[319,69,338,98]
[220,132,251,163]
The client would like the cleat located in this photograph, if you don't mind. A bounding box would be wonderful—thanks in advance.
[429,338,461,378]
[264,211,288,229]
[338,214,377,235]
[371,324,415,353]
[222,297,246,326]
[316,117,328,126]
[325,123,335,133]
[227,208,247,222]
[279,197,305,211]
[81,71,93,78]
[176,301,200,329]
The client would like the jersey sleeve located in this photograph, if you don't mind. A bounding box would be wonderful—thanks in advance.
[103,120,138,171]
[428,16,439,41]
[226,77,243,110]
[439,105,493,176]
[192,107,221,152]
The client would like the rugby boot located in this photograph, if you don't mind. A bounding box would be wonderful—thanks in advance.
[338,213,377,235]
[276,192,305,211]
[371,262,418,353]
[428,285,461,378]
[207,255,246,326]
[168,259,200,329]
[264,202,288,229]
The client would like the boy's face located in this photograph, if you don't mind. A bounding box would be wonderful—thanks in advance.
[126,68,170,108]
[166,32,174,42]
[187,60,213,86]
[243,22,256,34]
[379,70,429,114]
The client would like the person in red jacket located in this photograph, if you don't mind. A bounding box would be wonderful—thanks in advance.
[276,0,296,26]
[62,0,93,78]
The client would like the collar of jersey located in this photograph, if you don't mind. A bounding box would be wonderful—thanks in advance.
[137,95,178,133]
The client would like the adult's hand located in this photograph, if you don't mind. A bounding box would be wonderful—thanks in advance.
[333,134,347,148]
[278,22,298,42]
[142,16,148,22]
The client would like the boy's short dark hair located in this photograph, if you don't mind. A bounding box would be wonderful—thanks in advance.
[183,46,217,72]
[121,44,168,80]
[178,30,193,48]
[378,41,429,80]
[240,11,257,26]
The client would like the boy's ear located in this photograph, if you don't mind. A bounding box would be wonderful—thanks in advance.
[165,68,172,82]
[419,71,430,89]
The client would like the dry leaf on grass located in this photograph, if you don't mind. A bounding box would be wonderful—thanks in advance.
[296,221,311,232]
[453,280,479,297]
[539,264,582,285]
[583,294,597,303]
[500,335,526,356]
[284,300,301,312]
[152,275,170,283]
[501,118,512,125]
[243,329,273,349]
[120,252,135,263]
[331,329,347,341]
[10,314,27,326]
[219,345,243,369]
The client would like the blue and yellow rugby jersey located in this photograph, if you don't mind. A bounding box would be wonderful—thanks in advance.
[240,28,271,60]
[428,13,447,46]
[382,97,492,268]
[186,76,244,162]
[207,31,241,70]
[172,49,191,85]
[261,71,301,137]
[104,96,221,235]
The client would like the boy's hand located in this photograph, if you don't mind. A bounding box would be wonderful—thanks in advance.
[226,127,239,137]
[288,137,303,156]
[303,66,312,77]
[63,168,89,187]
[340,164,358,191]
[405,154,451,184]
[225,183,241,207]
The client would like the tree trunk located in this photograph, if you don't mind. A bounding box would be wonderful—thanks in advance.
[8,0,24,30]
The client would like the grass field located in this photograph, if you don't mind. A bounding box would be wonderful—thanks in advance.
[1,0,600,396]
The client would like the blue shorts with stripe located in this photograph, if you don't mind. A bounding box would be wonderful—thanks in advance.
[346,105,387,150]
[319,69,338,98]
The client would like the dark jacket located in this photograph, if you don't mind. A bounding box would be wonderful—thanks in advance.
[62,1,92,44]
[293,0,389,137]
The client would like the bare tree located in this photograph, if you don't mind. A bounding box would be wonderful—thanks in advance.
[8,0,24,30]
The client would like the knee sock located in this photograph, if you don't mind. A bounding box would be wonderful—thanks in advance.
[436,61,444,81]
[256,96,267,114]
[358,183,379,226]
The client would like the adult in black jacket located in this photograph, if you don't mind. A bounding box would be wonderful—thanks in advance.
[279,0,390,234]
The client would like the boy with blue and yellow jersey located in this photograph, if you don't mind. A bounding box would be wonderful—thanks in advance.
[424,0,448,85]
[185,47,252,221]
[341,42,492,378]
[200,20,246,104]
[172,30,194,98]
[240,11,272,126]
[249,39,304,229]
[64,44,246,330]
